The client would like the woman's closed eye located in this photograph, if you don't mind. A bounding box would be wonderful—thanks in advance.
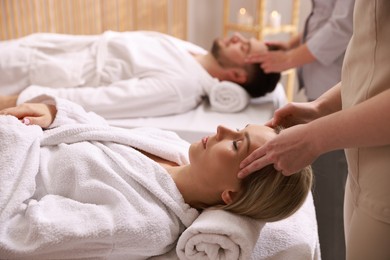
[233,128,244,151]
[233,140,242,151]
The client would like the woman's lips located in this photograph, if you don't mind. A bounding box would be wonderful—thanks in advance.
[202,136,208,149]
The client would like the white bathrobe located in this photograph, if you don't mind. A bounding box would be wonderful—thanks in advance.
[0,31,216,119]
[0,95,199,259]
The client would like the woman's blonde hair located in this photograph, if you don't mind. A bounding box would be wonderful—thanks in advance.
[215,126,313,221]
[211,126,313,222]
[217,164,313,222]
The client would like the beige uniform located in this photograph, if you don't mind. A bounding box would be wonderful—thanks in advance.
[341,0,390,259]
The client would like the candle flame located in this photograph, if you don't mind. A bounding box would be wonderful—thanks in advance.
[239,8,246,15]
[271,10,280,18]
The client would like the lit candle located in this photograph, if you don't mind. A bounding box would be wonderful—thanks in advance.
[237,8,253,26]
[269,10,281,28]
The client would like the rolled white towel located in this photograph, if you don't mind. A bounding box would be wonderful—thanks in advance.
[207,81,250,113]
[176,209,264,260]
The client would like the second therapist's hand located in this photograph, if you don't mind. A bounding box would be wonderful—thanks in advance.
[245,51,293,73]
[238,124,318,178]
[0,103,57,128]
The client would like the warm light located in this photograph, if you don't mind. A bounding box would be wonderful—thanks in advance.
[237,8,253,26]
[271,10,279,18]
[269,10,281,28]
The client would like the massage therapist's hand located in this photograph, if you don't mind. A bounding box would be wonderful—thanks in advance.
[238,124,319,178]
[245,50,292,73]
[0,103,57,128]
[265,101,323,128]
[239,100,324,178]
[266,41,291,51]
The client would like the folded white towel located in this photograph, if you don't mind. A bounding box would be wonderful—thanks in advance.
[207,81,250,113]
[176,209,264,260]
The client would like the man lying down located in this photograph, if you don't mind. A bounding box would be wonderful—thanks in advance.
[0,31,280,119]
[0,95,312,259]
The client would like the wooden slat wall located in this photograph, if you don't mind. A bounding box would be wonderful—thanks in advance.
[0,0,187,40]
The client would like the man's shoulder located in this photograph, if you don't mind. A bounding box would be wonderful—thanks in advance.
[129,31,206,54]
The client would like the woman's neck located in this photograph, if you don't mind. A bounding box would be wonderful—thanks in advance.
[166,165,222,209]
[166,165,202,208]
[138,149,221,209]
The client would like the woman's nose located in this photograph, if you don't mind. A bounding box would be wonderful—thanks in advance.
[216,125,224,140]
[216,125,233,140]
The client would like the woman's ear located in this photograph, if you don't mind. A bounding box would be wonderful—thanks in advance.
[226,68,248,84]
[221,190,238,205]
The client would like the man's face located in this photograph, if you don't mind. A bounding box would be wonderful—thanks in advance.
[211,32,268,68]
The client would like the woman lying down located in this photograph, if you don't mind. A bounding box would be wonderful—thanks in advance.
[0,95,312,259]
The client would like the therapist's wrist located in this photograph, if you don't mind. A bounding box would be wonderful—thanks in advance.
[285,49,300,69]
[287,44,316,69]
[287,34,301,50]
[305,121,328,157]
[314,83,343,118]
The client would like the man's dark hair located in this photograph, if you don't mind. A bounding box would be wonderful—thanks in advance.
[211,39,281,98]
[240,44,281,98]
[240,64,281,98]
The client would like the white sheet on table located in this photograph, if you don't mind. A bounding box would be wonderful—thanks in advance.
[107,84,286,143]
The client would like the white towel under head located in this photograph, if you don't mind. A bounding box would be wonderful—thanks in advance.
[207,81,250,113]
[176,209,265,260]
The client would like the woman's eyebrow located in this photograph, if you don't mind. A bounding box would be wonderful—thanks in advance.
[245,131,251,154]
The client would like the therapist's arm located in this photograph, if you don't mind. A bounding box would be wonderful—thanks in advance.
[312,88,390,152]
[246,0,355,73]
[269,82,342,128]
[239,86,390,177]
[249,43,316,74]
[306,0,355,66]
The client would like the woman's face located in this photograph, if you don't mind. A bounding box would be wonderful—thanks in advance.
[188,124,276,198]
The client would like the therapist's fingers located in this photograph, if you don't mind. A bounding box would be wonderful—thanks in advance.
[265,41,289,51]
[238,146,271,178]
[263,108,292,129]
[245,53,268,64]
[273,102,321,128]
[245,52,287,73]
[264,105,294,128]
